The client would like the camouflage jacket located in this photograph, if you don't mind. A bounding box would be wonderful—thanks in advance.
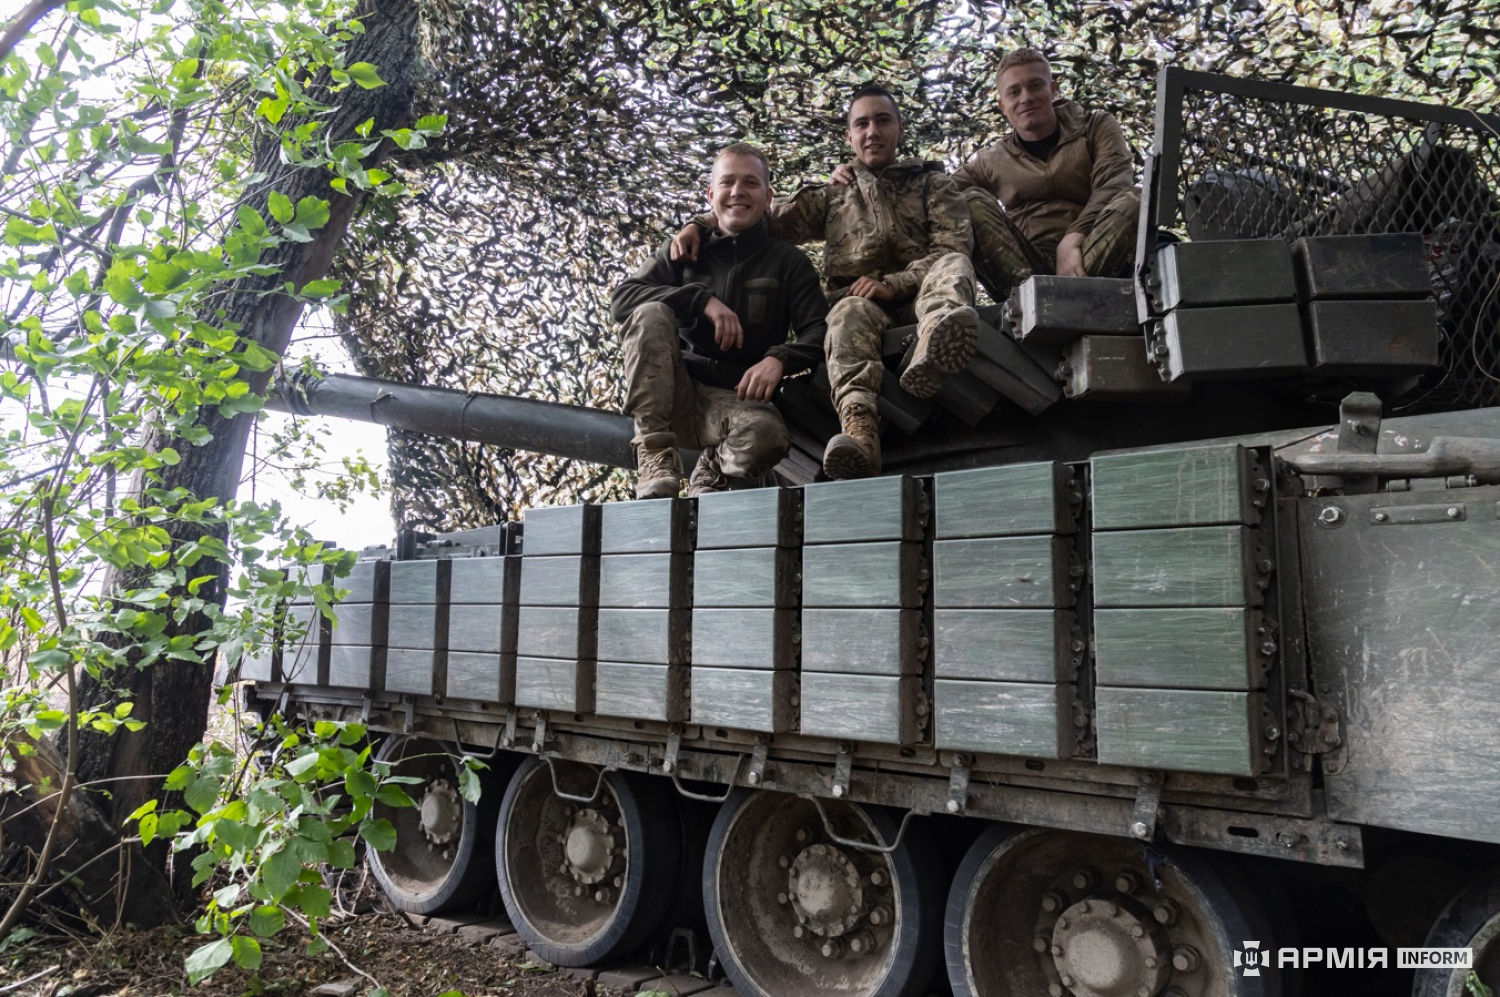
[951,99,1136,259]
[699,159,972,305]
[610,221,828,377]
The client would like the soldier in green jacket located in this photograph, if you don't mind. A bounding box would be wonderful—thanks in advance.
[674,85,978,480]
[612,143,828,499]
[957,47,1140,296]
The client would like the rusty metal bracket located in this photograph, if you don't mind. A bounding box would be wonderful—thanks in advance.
[541,755,612,804]
[1288,692,1346,774]
[358,696,372,724]
[531,711,549,754]
[803,794,924,856]
[448,717,505,761]
[1131,773,1164,840]
[747,741,769,787]
[499,707,519,749]
[946,754,971,814]
[831,745,854,799]
[400,699,415,734]
[668,754,744,803]
[662,726,682,774]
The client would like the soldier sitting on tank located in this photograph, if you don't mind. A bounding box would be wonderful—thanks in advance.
[611,142,829,500]
[831,49,1138,299]
[672,84,978,480]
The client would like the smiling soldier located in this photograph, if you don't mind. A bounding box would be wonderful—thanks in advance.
[953,48,1140,297]
[611,143,828,499]
[674,85,977,479]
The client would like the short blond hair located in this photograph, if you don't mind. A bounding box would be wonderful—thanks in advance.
[715,142,771,183]
[997,48,1051,79]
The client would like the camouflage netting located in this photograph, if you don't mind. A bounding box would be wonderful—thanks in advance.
[326,0,1500,532]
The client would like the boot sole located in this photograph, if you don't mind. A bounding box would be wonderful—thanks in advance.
[636,478,681,499]
[823,436,879,479]
[899,307,979,398]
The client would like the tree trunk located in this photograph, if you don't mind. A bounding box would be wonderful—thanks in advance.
[9,0,422,928]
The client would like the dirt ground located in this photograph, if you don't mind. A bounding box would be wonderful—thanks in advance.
[0,902,661,997]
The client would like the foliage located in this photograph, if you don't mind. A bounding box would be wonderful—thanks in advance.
[128,718,439,985]
[0,0,427,968]
[331,0,1499,530]
[1471,971,1495,997]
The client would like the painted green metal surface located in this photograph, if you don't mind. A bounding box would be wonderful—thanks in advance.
[934,609,1078,683]
[595,661,687,721]
[802,476,925,544]
[598,553,690,609]
[516,606,597,660]
[520,555,599,607]
[800,673,919,744]
[445,651,511,704]
[690,667,796,732]
[694,547,799,608]
[1095,687,1259,776]
[596,608,690,665]
[448,603,504,654]
[933,679,1071,758]
[800,609,923,676]
[802,542,925,608]
[934,462,1077,539]
[695,487,802,549]
[1094,607,1266,690]
[1092,526,1262,607]
[933,536,1075,609]
[515,656,595,713]
[1091,444,1260,530]
[522,503,601,557]
[689,609,798,669]
[600,496,694,553]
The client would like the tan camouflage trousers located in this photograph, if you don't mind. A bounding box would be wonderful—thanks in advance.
[965,187,1141,299]
[619,302,790,477]
[824,252,977,412]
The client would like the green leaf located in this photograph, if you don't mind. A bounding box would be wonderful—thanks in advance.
[297,883,332,919]
[268,192,294,224]
[249,905,285,937]
[326,838,357,869]
[185,938,233,985]
[293,196,330,229]
[261,846,302,901]
[285,751,320,781]
[231,934,263,971]
[358,818,396,852]
[299,279,340,298]
[345,62,386,89]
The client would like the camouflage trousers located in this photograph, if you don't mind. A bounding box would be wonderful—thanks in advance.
[965,187,1141,300]
[619,302,790,477]
[824,252,977,412]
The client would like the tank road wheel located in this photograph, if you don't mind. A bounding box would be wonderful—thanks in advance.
[495,757,681,966]
[365,734,508,914]
[946,824,1282,997]
[704,789,943,997]
[1413,869,1500,997]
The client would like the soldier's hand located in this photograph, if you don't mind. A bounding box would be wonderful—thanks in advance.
[829,163,856,186]
[737,356,785,401]
[703,296,744,350]
[671,223,704,262]
[1055,233,1086,277]
[849,276,895,302]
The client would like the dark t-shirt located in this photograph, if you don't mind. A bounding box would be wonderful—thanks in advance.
[1018,128,1061,162]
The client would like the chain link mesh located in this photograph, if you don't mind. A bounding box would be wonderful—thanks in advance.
[1161,85,1500,410]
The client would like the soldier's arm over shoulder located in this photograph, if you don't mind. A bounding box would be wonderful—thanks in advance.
[763,247,828,376]
[1069,110,1137,236]
[883,173,973,303]
[609,239,709,324]
[765,183,831,245]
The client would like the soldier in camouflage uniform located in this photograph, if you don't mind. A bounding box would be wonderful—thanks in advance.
[612,143,828,499]
[676,84,977,479]
[830,51,1138,301]
[954,48,1139,297]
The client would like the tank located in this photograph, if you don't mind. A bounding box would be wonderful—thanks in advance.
[245,68,1500,997]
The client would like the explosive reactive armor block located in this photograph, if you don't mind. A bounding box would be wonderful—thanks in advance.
[799,477,928,744]
[1009,276,1139,345]
[324,558,389,692]
[1058,335,1192,402]
[595,498,693,722]
[515,504,600,714]
[690,488,802,733]
[931,463,1084,759]
[1090,444,1277,776]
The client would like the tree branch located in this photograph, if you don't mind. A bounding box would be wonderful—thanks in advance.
[0,0,64,66]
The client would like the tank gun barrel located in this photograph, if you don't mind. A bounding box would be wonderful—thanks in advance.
[266,370,637,469]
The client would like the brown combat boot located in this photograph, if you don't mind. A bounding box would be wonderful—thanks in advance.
[687,446,730,496]
[899,304,979,398]
[822,401,881,479]
[634,435,683,499]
